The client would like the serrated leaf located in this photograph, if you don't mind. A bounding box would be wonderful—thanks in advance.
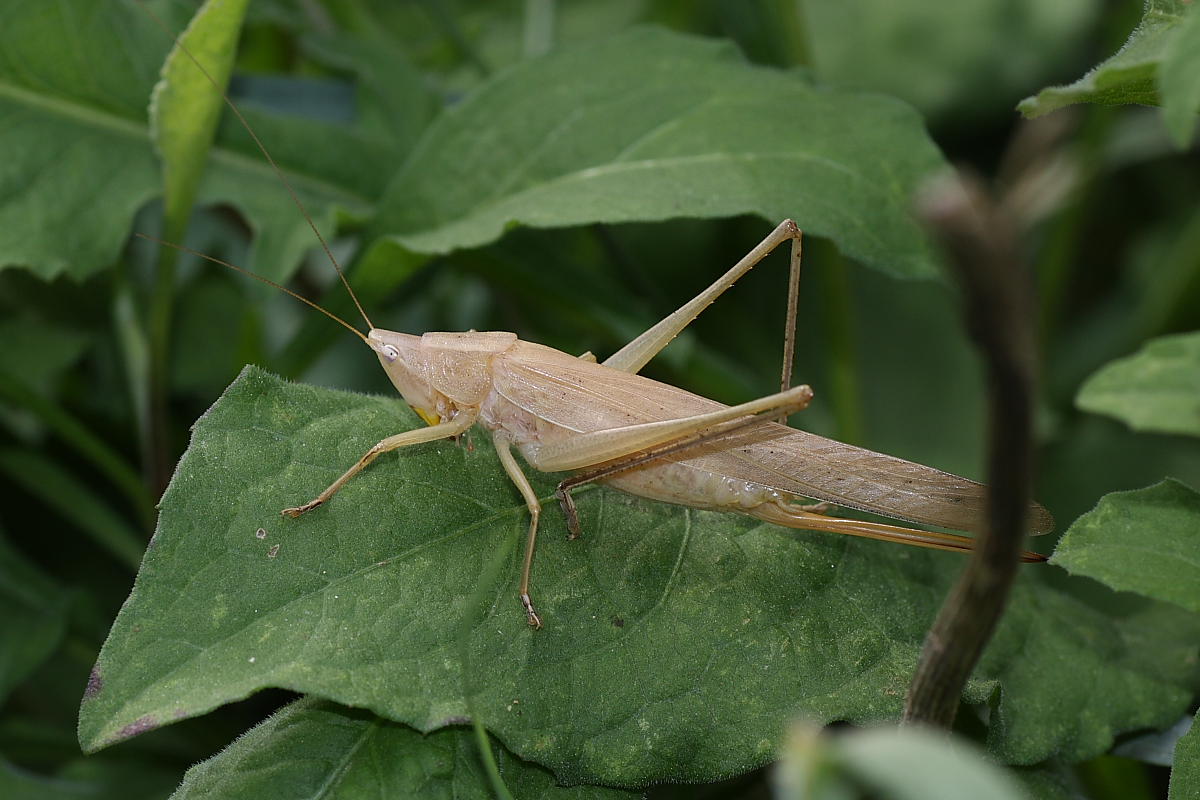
[373,27,948,279]
[0,0,375,282]
[78,368,1198,784]
[0,531,70,703]
[170,696,639,800]
[1171,713,1199,800]
[1018,0,1200,133]
[1077,331,1200,437]
[774,724,1027,800]
[1050,480,1200,615]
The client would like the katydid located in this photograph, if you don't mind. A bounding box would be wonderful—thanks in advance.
[143,5,1052,630]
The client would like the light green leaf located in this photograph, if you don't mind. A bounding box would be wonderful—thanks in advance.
[774,724,1027,800]
[0,531,70,703]
[1160,5,1200,148]
[1050,480,1200,615]
[170,696,639,800]
[1076,331,1200,438]
[373,27,948,279]
[150,0,250,243]
[78,368,1198,784]
[1019,0,1200,136]
[1171,713,1199,800]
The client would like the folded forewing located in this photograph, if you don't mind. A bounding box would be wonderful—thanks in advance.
[492,343,1053,533]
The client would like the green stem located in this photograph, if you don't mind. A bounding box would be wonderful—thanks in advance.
[818,241,863,445]
[523,0,555,58]
[1035,104,1114,346]
[455,512,519,800]
[147,244,181,496]
[113,265,150,474]
[773,0,812,66]
[472,718,515,800]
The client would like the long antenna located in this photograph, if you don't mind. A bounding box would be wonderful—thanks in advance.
[136,0,376,331]
[137,234,369,344]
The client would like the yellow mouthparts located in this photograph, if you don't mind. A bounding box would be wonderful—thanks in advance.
[414,407,441,427]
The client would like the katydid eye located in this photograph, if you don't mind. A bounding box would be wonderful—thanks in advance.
[380,345,400,362]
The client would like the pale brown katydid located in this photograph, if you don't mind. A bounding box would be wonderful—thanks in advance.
[141,3,1053,630]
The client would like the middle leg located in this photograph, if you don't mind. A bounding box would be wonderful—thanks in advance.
[493,432,545,629]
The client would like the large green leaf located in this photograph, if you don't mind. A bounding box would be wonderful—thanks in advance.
[1171,713,1199,800]
[1051,480,1200,615]
[170,696,639,800]
[1076,330,1200,438]
[0,531,70,704]
[371,27,948,279]
[78,368,1198,784]
[0,0,374,282]
[1019,0,1200,145]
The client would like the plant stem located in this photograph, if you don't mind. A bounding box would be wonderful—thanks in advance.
[820,243,862,445]
[146,244,180,497]
[523,0,555,59]
[903,172,1038,727]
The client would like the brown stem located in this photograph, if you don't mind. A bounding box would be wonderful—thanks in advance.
[902,172,1039,727]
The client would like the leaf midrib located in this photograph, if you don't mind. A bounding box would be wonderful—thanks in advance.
[0,79,372,213]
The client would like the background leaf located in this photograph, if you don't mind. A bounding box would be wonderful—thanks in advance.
[170,696,640,800]
[1050,480,1200,615]
[0,0,377,283]
[0,532,70,704]
[371,27,948,280]
[1018,0,1199,129]
[78,369,1198,785]
[1159,2,1200,147]
[802,0,1099,122]
[1076,331,1200,437]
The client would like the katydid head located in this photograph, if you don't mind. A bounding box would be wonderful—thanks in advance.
[368,330,444,426]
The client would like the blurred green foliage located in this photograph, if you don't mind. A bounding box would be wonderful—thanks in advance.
[1,0,1199,798]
